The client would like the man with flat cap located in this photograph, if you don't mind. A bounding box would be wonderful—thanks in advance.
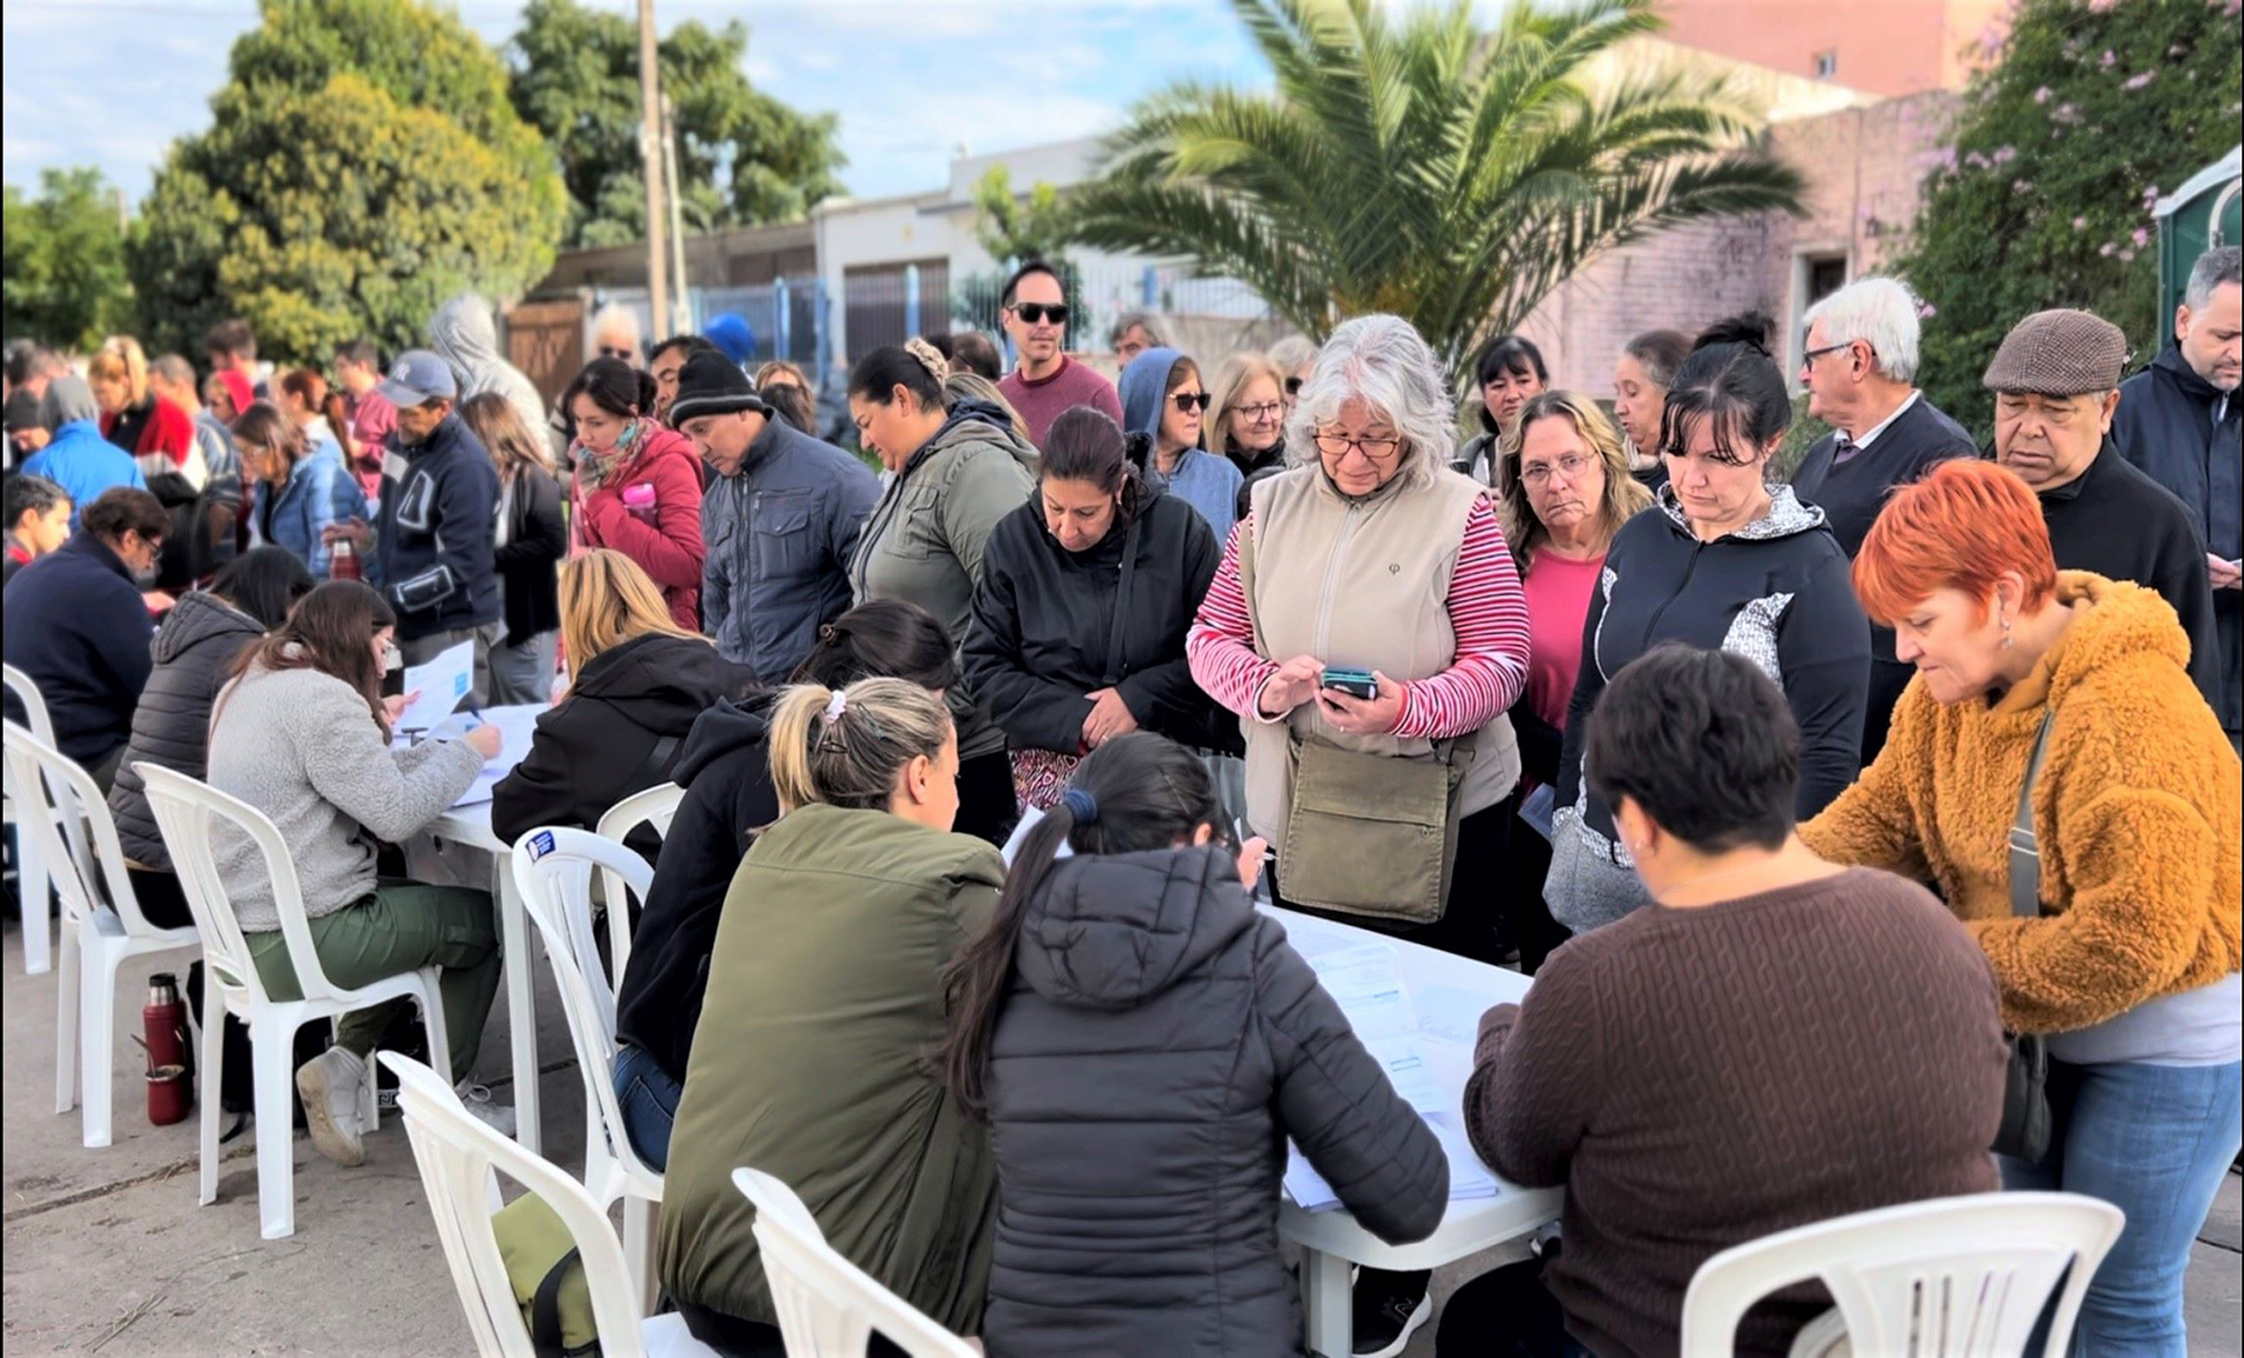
[1985,307,2221,711]
[670,350,878,683]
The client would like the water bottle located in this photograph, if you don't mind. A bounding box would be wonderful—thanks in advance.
[329,537,362,581]
[144,973,191,1126]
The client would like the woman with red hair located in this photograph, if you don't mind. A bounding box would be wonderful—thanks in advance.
[1801,458,2240,1356]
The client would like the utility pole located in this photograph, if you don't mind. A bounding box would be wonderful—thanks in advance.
[636,0,669,344]
[662,95,690,336]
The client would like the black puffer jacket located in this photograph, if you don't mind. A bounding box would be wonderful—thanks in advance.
[981,846,1448,1358]
[964,488,1219,755]
[615,696,779,1085]
[107,591,266,869]
[490,633,758,847]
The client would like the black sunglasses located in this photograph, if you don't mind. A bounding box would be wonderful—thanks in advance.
[1011,302,1069,326]
[1284,375,1304,395]
[599,345,637,361]
[1171,391,1212,413]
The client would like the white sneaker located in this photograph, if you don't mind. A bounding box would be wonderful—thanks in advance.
[455,1080,517,1139]
[295,1048,368,1167]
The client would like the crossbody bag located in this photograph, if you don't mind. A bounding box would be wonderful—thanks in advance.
[1992,707,2057,1163]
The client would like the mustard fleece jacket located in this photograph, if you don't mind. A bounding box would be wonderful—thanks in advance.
[1801,573,2242,1035]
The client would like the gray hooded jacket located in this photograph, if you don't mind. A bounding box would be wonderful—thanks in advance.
[980,846,1448,1357]
[429,294,555,453]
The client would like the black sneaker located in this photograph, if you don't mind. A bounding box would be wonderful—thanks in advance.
[1352,1269,1432,1358]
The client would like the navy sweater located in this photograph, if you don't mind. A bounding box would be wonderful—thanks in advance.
[2,534,156,764]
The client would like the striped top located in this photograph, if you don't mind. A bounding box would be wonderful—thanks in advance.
[1187,497,1531,739]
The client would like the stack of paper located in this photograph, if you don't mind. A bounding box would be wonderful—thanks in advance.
[395,703,547,808]
[1285,1114,1499,1213]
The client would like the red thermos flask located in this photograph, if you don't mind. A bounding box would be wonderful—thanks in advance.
[144,973,191,1126]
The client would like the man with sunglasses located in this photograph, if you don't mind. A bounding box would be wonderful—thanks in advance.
[996,259,1124,449]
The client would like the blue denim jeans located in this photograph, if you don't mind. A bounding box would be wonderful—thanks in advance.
[2000,1057,2243,1356]
[612,1042,682,1172]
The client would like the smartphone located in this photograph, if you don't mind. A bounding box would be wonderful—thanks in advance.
[1320,667,1378,700]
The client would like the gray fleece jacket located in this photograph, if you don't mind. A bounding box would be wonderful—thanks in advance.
[206,661,484,931]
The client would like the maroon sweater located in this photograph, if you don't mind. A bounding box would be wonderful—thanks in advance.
[1465,868,2005,1357]
[996,356,1124,450]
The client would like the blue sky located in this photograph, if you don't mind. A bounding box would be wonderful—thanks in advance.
[1,0,1267,205]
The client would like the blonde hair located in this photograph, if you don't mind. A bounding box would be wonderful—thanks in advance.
[1206,351,1286,456]
[754,359,809,390]
[459,390,554,481]
[767,677,954,814]
[1494,390,1652,570]
[943,372,1035,449]
[90,336,150,407]
[558,549,699,690]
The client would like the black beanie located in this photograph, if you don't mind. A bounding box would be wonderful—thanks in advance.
[669,349,769,425]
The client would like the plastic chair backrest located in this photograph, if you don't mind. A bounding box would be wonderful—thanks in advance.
[730,1168,978,1358]
[509,826,651,1037]
[595,781,683,847]
[382,1053,651,1358]
[1680,1191,2125,1358]
[1,663,56,746]
[4,725,167,937]
[136,762,354,1006]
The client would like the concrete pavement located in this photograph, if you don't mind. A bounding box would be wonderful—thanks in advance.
[3,915,2238,1357]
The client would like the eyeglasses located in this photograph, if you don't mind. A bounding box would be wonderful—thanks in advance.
[1800,342,1857,368]
[1519,453,1594,487]
[1172,391,1211,413]
[1313,430,1403,461]
[1236,401,1283,421]
[1010,303,1069,326]
[1284,376,1304,395]
[599,346,637,361]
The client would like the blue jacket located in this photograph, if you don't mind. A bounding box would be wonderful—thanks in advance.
[1117,347,1242,545]
[2115,346,2241,734]
[21,423,146,528]
[370,412,500,639]
[253,437,368,577]
[1,533,155,764]
[702,416,879,683]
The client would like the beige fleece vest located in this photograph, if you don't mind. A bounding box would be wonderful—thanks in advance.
[1241,466,1521,842]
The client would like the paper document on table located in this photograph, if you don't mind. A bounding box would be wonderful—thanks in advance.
[405,704,545,808]
[1284,1115,1500,1213]
[395,642,475,733]
[1414,984,1508,1047]
[1305,943,1443,1113]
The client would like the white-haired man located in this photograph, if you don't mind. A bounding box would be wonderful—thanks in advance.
[1790,276,1977,760]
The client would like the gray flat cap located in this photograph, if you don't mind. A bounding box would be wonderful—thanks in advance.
[1982,308,2129,396]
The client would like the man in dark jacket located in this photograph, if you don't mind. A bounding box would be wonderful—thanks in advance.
[330,350,503,700]
[1984,308,2222,713]
[1791,277,1977,762]
[2114,246,2241,749]
[2,487,166,788]
[671,350,878,683]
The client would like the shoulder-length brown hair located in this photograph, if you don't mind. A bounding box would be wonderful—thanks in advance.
[1494,390,1652,571]
[459,390,554,481]
[220,579,397,736]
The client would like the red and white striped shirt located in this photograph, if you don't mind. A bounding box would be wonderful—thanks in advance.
[1186,497,1531,739]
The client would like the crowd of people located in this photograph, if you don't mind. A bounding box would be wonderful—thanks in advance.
[2,245,2239,1358]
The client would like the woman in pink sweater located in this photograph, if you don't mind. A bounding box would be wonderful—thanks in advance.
[565,357,705,630]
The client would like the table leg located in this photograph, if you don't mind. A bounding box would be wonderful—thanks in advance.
[496,855,541,1156]
[1302,1247,1352,1358]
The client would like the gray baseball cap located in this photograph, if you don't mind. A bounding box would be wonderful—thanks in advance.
[377,349,459,407]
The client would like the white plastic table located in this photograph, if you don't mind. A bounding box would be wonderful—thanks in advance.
[421,802,546,1156]
[1264,906,1563,1358]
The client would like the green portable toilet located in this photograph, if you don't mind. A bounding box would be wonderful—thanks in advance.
[2154,145,2242,350]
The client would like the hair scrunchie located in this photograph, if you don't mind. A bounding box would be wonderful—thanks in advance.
[1060,787,1100,825]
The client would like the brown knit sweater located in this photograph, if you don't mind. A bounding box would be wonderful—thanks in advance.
[1464,868,2006,1358]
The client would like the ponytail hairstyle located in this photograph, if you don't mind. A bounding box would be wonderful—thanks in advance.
[1040,406,1145,524]
[1659,311,1791,475]
[794,599,957,691]
[564,356,659,424]
[766,676,954,814]
[938,732,1228,1119]
[848,341,947,415]
[278,368,329,423]
[222,579,397,737]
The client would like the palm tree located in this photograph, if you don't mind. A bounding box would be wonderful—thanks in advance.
[1068,0,1804,390]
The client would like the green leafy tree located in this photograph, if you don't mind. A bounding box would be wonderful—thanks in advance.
[3,168,133,351]
[1069,0,1802,389]
[128,0,565,364]
[971,166,1075,265]
[1893,0,2242,435]
[509,0,845,248]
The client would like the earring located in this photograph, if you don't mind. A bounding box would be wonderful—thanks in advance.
[2001,615,2015,650]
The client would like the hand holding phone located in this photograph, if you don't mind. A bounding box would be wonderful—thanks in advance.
[1319,667,1379,700]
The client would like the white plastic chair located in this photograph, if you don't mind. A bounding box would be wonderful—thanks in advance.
[1679,1191,2125,1358]
[137,762,454,1240]
[594,781,683,925]
[731,1167,978,1358]
[381,1053,715,1358]
[2,725,200,1148]
[3,663,57,974]
[509,826,663,1310]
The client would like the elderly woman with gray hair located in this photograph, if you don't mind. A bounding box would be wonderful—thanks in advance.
[1187,312,1529,1352]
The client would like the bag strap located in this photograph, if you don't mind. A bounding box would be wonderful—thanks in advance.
[1100,514,1142,686]
[2008,708,2057,919]
[527,1246,582,1358]
[1236,518,1262,651]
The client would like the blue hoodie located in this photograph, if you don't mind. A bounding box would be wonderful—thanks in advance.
[1117,348,1241,545]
